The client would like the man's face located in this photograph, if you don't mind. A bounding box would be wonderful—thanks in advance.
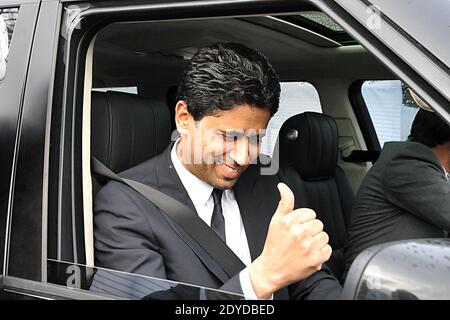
[176,102,271,189]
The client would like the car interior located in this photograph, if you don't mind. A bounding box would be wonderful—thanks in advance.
[51,9,402,291]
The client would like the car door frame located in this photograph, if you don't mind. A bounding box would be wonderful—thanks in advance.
[0,0,41,283]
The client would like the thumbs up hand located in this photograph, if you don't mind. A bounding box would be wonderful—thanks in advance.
[273,182,295,216]
[248,183,332,299]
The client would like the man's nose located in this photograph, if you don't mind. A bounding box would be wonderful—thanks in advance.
[229,137,250,166]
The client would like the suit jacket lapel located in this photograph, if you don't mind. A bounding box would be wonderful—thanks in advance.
[233,165,267,262]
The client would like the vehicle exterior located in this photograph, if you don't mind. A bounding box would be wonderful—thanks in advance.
[343,239,450,300]
[0,0,448,300]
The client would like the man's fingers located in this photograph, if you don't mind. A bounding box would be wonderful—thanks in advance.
[275,183,295,216]
[320,244,333,261]
[310,244,333,268]
[301,219,324,237]
[311,231,329,250]
[290,208,316,224]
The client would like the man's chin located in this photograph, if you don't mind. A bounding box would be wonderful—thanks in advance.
[211,175,241,190]
[210,165,250,189]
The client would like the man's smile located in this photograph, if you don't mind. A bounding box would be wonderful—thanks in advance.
[215,162,242,180]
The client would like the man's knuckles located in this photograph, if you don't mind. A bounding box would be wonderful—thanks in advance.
[324,244,332,255]
[289,223,305,239]
[299,219,324,238]
[320,244,333,261]
[311,231,329,250]
[291,208,316,223]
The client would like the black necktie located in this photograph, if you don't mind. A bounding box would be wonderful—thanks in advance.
[211,188,226,242]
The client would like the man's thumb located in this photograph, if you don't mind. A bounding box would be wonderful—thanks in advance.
[275,183,294,216]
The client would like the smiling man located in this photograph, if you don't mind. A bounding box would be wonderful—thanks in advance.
[94,43,341,299]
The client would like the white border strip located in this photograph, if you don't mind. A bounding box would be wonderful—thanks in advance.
[82,35,96,268]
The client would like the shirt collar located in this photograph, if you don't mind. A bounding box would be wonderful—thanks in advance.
[171,139,214,207]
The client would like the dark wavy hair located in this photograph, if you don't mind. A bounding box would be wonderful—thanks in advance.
[409,109,450,147]
[177,43,280,120]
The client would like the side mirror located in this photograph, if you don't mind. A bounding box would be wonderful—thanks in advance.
[0,15,9,81]
[342,239,450,300]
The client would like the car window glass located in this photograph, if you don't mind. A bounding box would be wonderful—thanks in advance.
[260,82,322,157]
[361,80,419,147]
[0,7,19,81]
[92,86,138,94]
[47,259,243,300]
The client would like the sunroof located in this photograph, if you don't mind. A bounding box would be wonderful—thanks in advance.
[300,12,344,31]
[277,12,357,45]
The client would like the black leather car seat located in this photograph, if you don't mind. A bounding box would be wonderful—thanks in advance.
[91,90,172,194]
[277,112,354,282]
[67,90,173,289]
[166,85,178,132]
[52,90,172,288]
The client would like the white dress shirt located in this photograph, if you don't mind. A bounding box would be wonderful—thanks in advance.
[170,140,261,299]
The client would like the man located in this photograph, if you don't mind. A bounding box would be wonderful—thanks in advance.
[94,43,341,299]
[343,97,450,278]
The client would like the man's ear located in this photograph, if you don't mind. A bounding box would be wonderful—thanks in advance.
[175,100,191,135]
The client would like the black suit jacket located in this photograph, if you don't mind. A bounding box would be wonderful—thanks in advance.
[344,141,450,275]
[93,144,342,299]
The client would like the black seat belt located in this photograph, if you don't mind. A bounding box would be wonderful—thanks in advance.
[91,157,246,279]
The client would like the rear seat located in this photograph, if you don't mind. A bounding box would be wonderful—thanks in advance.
[91,90,172,194]
[277,112,354,283]
[81,90,172,288]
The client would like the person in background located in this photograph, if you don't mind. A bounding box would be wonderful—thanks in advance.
[343,90,450,278]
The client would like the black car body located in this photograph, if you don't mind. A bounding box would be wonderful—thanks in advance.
[0,0,448,300]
